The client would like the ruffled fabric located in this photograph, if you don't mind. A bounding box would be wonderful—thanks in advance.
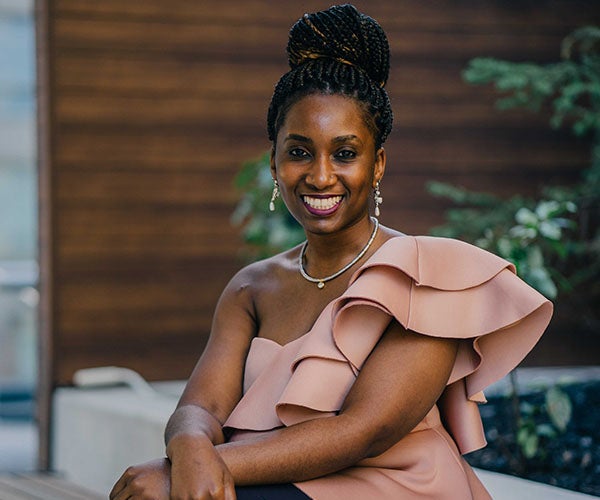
[224,236,553,499]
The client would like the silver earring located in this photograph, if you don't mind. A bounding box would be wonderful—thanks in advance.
[269,179,279,212]
[374,181,383,217]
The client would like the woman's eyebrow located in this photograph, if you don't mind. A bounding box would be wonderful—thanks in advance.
[332,134,360,144]
[284,133,312,143]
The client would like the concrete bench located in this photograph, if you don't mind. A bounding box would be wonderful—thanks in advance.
[475,469,598,499]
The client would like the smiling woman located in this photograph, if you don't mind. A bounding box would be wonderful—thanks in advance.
[110,5,553,500]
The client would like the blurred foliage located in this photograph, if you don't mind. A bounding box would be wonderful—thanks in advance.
[516,384,572,460]
[430,25,600,471]
[463,26,600,138]
[429,26,600,306]
[231,152,304,261]
[428,182,577,299]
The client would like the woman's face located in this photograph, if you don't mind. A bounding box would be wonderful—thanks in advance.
[271,93,385,235]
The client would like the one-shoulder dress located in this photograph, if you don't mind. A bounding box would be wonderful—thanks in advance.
[224,236,553,499]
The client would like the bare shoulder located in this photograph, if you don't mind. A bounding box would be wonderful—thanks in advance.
[220,244,302,306]
[378,224,406,241]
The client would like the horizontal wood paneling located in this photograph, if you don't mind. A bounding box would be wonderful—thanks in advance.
[40,0,599,388]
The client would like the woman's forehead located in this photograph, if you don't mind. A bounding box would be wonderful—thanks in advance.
[279,94,372,140]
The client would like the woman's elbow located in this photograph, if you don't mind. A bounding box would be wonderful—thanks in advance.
[339,414,404,460]
[362,423,405,458]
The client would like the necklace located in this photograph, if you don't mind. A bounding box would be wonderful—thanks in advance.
[299,217,379,289]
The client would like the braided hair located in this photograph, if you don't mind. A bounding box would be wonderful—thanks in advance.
[267,4,393,150]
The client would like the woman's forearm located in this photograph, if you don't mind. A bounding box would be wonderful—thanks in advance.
[216,412,372,485]
[215,329,458,485]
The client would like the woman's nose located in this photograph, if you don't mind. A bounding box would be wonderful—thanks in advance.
[306,155,335,189]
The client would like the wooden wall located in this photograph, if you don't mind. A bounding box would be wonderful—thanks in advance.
[38,0,598,391]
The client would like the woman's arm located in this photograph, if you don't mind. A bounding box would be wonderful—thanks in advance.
[111,271,457,498]
[110,267,258,500]
[166,268,260,498]
[217,321,458,485]
[167,268,258,438]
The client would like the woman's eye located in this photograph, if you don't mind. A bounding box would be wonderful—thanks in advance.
[335,149,356,160]
[289,148,309,159]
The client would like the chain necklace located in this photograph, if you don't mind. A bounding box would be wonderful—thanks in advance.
[299,217,379,289]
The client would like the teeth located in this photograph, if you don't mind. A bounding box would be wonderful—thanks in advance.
[303,195,342,210]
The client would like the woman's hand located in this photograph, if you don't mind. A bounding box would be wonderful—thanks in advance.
[167,433,236,500]
[109,438,236,500]
[109,457,170,500]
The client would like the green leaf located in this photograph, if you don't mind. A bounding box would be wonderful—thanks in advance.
[509,225,537,240]
[539,220,562,240]
[535,200,561,219]
[562,26,600,60]
[426,181,499,206]
[527,246,545,268]
[546,386,573,432]
[515,207,538,226]
[520,401,535,415]
[526,267,558,299]
[535,423,557,438]
[496,73,529,90]
[496,237,513,257]
[517,427,539,458]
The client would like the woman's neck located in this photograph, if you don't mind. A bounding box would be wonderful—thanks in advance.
[302,215,377,277]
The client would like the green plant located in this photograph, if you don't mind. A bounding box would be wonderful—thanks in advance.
[464,26,600,137]
[430,25,600,304]
[515,384,572,460]
[430,26,600,469]
[231,152,304,261]
[462,25,600,241]
[428,182,576,299]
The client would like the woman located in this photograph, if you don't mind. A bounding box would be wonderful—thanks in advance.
[110,5,552,499]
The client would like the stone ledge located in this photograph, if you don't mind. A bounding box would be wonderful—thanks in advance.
[474,468,598,500]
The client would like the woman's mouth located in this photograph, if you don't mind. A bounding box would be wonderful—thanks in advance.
[302,195,343,215]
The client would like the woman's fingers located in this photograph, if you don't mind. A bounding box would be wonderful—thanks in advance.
[110,454,237,499]
[108,459,171,500]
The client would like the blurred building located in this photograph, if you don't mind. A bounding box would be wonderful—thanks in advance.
[0,0,37,413]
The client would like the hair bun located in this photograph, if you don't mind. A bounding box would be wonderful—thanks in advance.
[287,4,390,88]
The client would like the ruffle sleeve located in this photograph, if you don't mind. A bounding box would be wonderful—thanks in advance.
[224,236,553,455]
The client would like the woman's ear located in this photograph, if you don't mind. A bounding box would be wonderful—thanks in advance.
[373,147,386,187]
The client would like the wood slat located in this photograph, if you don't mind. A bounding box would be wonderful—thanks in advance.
[52,0,599,29]
[55,55,284,96]
[52,17,287,58]
[58,280,223,313]
[54,129,269,171]
[56,169,239,204]
[57,208,241,259]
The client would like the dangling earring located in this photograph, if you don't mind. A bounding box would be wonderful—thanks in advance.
[269,179,279,212]
[374,181,383,217]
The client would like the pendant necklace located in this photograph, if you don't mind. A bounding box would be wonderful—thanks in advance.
[299,217,379,289]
